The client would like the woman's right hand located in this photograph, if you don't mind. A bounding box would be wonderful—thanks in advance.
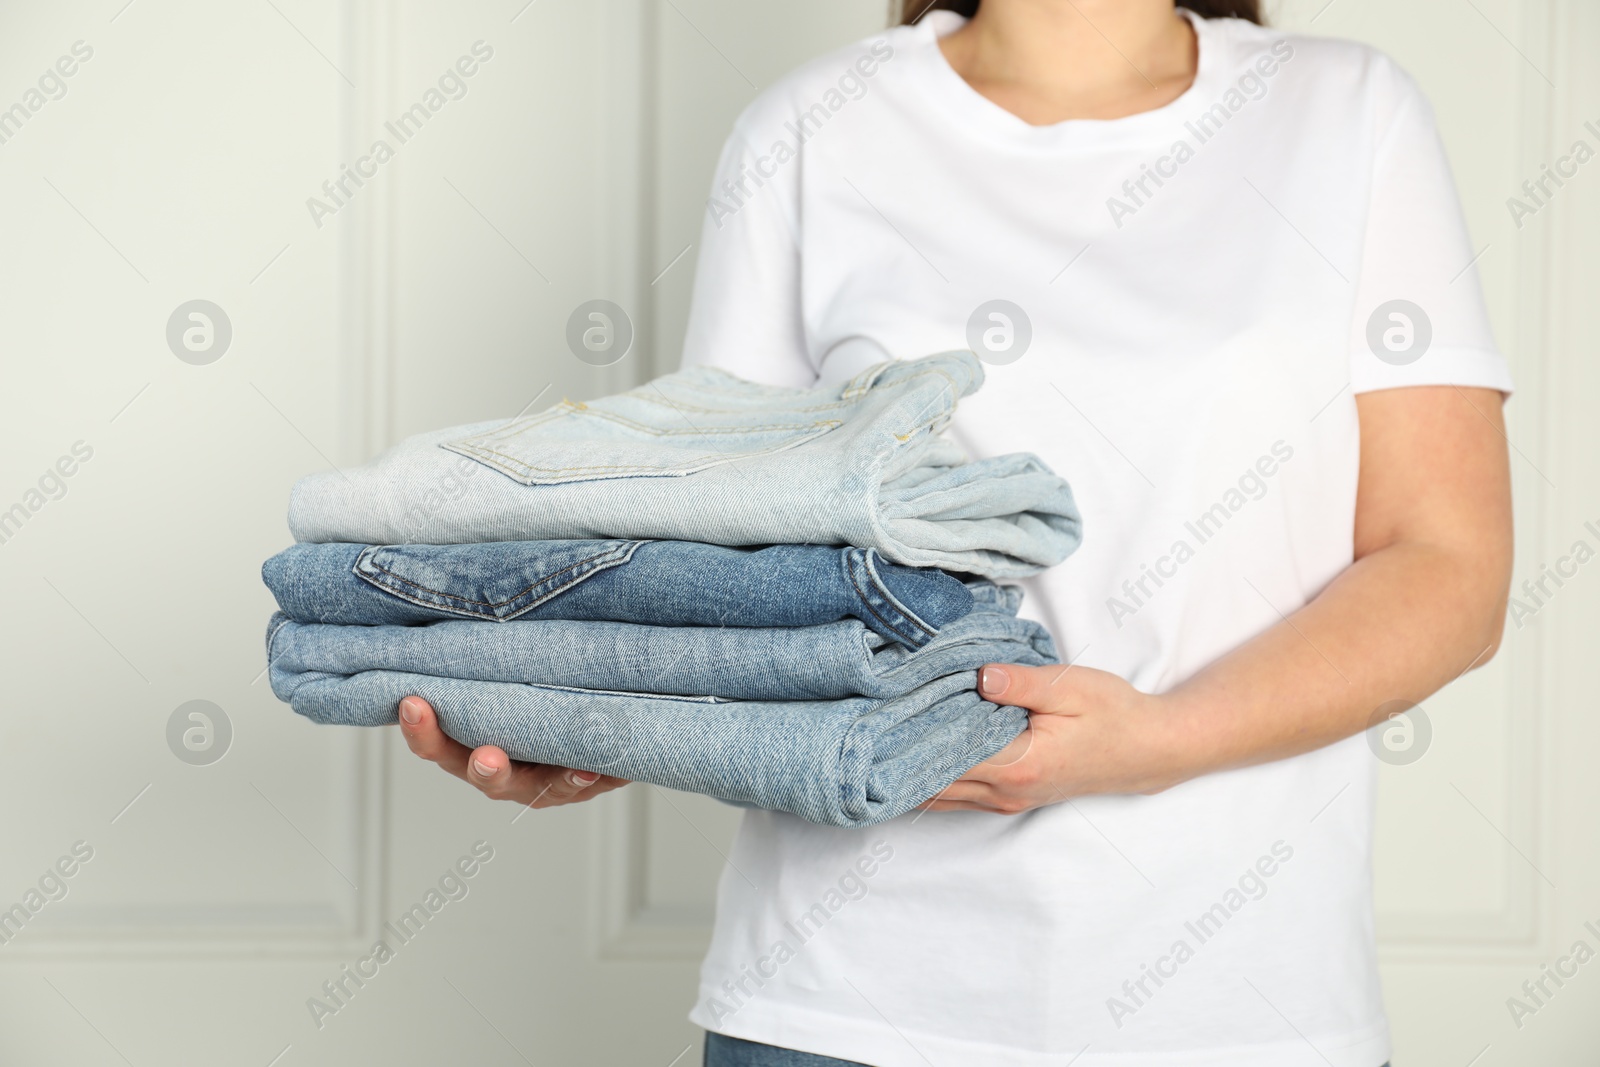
[398,696,630,808]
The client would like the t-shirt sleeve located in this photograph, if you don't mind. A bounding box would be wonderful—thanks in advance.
[677,127,817,387]
[1347,59,1513,395]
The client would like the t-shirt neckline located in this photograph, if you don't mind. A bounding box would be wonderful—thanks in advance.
[908,8,1230,151]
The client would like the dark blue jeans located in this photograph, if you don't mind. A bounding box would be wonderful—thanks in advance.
[704,1033,1392,1067]
[264,539,973,649]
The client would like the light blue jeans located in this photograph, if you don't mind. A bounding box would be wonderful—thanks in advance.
[263,538,974,650]
[286,353,1082,579]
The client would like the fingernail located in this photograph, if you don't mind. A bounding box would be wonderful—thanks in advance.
[569,770,599,787]
[472,759,496,779]
[399,698,422,725]
[980,666,1009,697]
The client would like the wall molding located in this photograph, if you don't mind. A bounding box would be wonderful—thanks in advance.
[1375,0,1562,962]
[0,0,397,961]
[595,787,719,961]
[2,731,386,960]
[590,0,719,962]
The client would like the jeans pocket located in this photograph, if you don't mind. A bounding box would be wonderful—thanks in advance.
[440,399,840,485]
[353,539,642,620]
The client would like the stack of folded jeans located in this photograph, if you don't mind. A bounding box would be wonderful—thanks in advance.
[263,352,1082,827]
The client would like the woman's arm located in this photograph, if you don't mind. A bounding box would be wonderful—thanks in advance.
[924,384,1514,813]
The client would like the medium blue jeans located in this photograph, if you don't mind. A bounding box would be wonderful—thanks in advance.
[269,664,1035,827]
[265,582,1054,827]
[286,353,1082,579]
[703,1036,1393,1067]
[704,1033,866,1067]
[267,582,1050,702]
[263,538,974,649]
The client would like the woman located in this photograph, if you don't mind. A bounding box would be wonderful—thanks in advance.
[399,0,1513,1063]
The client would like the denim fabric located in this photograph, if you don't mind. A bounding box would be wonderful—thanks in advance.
[287,353,1083,580]
[701,1035,1389,1066]
[704,1033,867,1067]
[268,583,1049,702]
[264,617,1053,828]
[263,539,974,650]
[267,667,1031,827]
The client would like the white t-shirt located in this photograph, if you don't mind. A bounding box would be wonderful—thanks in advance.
[680,11,1513,1067]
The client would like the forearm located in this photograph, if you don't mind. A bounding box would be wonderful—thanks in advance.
[1160,538,1510,778]
[936,388,1514,811]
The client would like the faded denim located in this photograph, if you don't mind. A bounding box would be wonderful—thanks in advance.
[263,539,974,650]
[264,588,1055,827]
[268,583,1049,702]
[287,353,1083,579]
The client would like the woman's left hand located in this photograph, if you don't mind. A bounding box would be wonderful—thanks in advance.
[919,663,1197,814]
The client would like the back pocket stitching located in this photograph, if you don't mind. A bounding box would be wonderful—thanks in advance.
[443,421,840,482]
[354,541,642,620]
[466,408,840,445]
